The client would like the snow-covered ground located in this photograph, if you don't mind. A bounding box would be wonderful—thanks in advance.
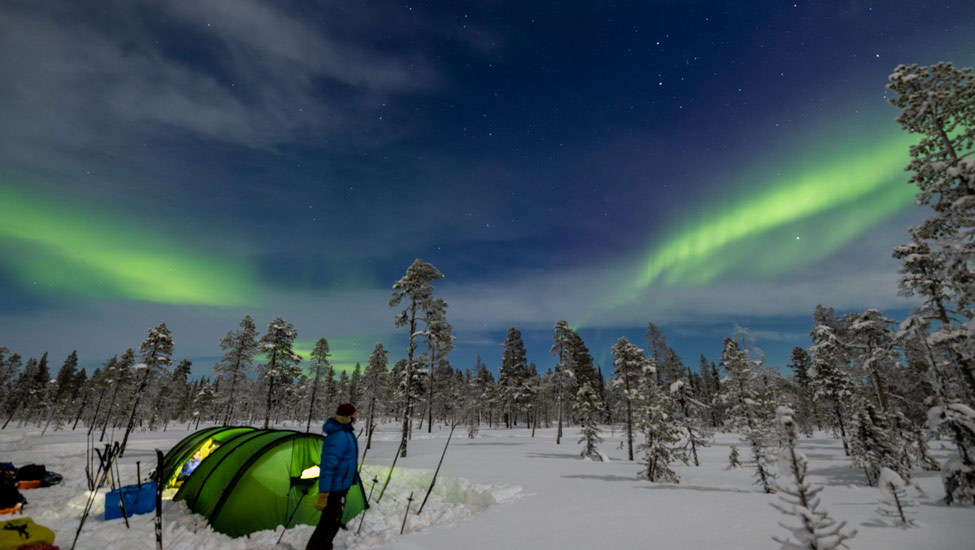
[2,422,972,549]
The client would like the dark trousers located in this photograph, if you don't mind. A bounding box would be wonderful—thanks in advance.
[306,489,347,550]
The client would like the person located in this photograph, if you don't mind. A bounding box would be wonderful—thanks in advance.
[307,403,359,550]
[177,450,202,483]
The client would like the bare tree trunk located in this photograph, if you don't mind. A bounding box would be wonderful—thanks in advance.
[99,376,125,441]
[400,303,417,458]
[366,395,377,450]
[222,358,243,425]
[72,388,93,431]
[305,364,321,433]
[264,350,279,430]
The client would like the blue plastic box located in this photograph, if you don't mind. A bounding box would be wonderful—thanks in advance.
[105,481,157,520]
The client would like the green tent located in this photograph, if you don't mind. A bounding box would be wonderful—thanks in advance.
[164,427,368,538]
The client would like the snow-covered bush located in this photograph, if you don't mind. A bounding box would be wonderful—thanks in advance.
[876,467,916,527]
[772,406,856,550]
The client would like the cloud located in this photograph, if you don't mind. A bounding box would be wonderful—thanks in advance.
[0,0,440,162]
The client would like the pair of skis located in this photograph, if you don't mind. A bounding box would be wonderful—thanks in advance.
[70,447,163,550]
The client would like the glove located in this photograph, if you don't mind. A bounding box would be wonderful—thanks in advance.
[314,492,329,511]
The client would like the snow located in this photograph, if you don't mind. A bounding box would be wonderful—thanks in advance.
[2,423,974,549]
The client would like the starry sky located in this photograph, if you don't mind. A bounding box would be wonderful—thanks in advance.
[1,1,973,376]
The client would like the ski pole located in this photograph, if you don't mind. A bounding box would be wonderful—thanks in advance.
[275,481,313,545]
[356,476,380,535]
[417,421,457,515]
[400,492,413,535]
[113,454,130,529]
[376,438,406,503]
[358,440,369,473]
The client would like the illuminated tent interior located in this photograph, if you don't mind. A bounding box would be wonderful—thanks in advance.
[160,427,367,538]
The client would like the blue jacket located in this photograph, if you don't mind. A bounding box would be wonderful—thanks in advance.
[318,417,359,494]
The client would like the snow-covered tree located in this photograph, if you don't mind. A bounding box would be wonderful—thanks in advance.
[349,362,362,405]
[470,356,496,430]
[612,336,643,461]
[772,406,856,549]
[888,62,975,503]
[646,322,668,386]
[720,338,776,493]
[927,402,975,505]
[671,379,711,467]
[848,309,899,413]
[95,351,133,441]
[849,402,904,486]
[362,343,388,449]
[389,258,444,457]
[728,445,742,469]
[498,327,529,428]
[552,321,573,444]
[120,323,173,455]
[258,317,302,429]
[305,337,330,433]
[637,361,686,483]
[575,381,603,461]
[876,467,916,527]
[810,319,857,455]
[215,315,259,424]
[422,299,454,433]
[787,346,816,436]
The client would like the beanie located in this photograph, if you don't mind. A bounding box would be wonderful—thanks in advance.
[336,403,356,416]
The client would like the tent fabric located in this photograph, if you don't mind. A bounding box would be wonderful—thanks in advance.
[165,427,367,538]
[161,426,257,490]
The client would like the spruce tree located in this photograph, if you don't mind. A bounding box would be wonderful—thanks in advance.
[638,370,686,483]
[728,445,742,469]
[876,467,916,527]
[612,337,644,461]
[471,356,496,429]
[349,362,362,404]
[888,62,975,504]
[422,300,454,432]
[721,338,776,493]
[363,343,388,449]
[787,347,816,436]
[646,322,668,386]
[305,337,330,432]
[258,317,302,429]
[215,315,260,424]
[772,406,856,549]
[810,320,857,455]
[552,321,573,444]
[849,402,903,486]
[499,327,529,428]
[575,381,603,461]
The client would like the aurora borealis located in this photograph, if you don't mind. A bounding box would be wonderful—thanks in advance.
[637,134,917,288]
[1,1,973,374]
[0,184,255,306]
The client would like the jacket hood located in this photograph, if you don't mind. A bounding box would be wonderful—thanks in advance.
[323,416,353,435]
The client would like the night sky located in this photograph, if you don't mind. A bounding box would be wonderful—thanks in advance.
[1,1,973,376]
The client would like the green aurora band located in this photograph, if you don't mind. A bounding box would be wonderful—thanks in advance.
[637,134,918,288]
[291,338,376,374]
[0,183,255,306]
